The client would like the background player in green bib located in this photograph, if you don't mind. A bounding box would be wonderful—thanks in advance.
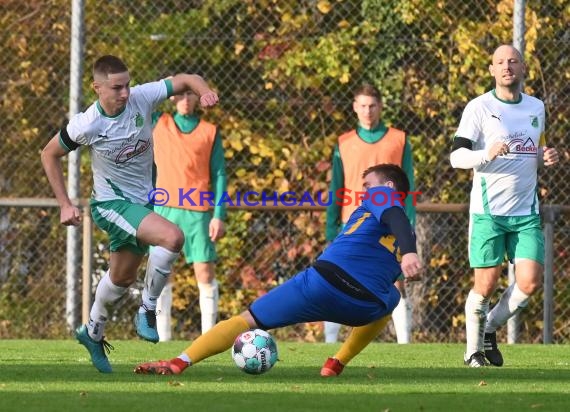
[40,55,219,373]
[152,89,227,339]
[450,45,559,367]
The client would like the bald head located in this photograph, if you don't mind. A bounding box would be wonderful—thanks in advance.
[492,45,523,64]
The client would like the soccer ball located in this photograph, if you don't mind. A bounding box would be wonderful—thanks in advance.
[231,329,278,375]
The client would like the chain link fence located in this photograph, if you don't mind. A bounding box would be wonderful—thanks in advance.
[1,0,569,343]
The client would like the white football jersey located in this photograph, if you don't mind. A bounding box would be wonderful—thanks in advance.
[455,90,546,216]
[63,80,168,203]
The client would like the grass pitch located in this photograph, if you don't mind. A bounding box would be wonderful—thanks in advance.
[0,340,569,412]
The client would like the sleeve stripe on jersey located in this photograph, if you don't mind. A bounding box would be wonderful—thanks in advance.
[59,127,80,152]
[164,79,173,98]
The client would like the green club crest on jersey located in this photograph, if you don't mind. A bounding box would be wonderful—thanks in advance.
[530,116,538,128]
[135,113,144,127]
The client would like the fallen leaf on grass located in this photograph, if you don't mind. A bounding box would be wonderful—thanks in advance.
[168,380,184,386]
[478,380,487,386]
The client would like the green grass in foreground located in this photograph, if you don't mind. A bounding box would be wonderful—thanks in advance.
[0,340,569,412]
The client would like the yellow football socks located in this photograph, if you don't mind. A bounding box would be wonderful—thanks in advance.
[334,315,391,365]
[184,315,250,365]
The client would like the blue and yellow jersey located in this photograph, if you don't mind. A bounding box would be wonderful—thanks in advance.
[317,186,404,305]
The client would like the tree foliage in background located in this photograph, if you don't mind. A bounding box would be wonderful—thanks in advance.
[0,0,568,340]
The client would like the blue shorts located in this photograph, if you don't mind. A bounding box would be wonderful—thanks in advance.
[249,267,397,329]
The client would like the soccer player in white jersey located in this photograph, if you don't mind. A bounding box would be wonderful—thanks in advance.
[450,45,559,367]
[40,55,218,373]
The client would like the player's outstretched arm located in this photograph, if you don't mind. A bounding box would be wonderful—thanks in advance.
[40,133,81,226]
[169,74,219,107]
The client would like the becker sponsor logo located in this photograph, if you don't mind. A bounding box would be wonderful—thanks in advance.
[508,137,537,155]
[115,139,151,163]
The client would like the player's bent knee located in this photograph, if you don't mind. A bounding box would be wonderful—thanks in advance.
[241,310,258,329]
[171,226,185,251]
[160,224,184,252]
[111,272,137,287]
[519,280,541,295]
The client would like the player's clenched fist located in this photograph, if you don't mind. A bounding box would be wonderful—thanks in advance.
[200,91,219,107]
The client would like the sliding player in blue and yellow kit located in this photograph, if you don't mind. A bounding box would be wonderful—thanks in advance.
[134,164,423,376]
